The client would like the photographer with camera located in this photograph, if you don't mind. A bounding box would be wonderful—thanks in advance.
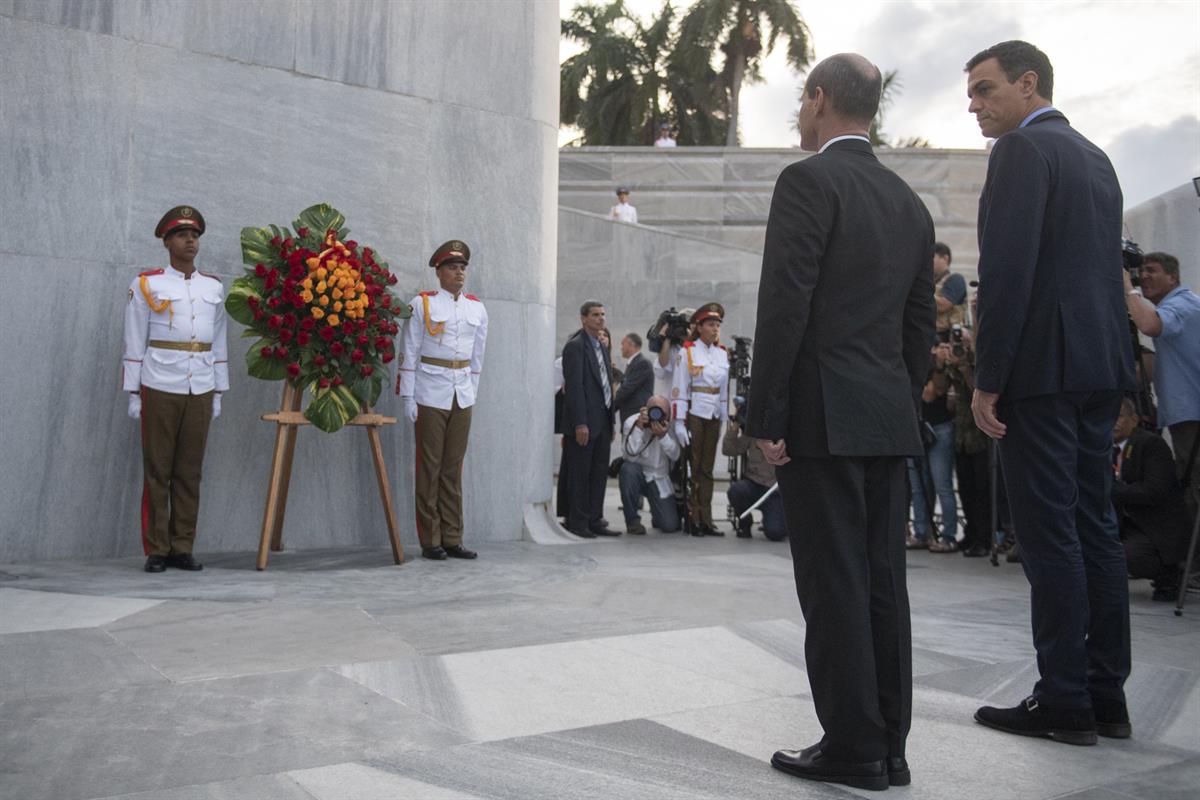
[906,339,959,553]
[940,324,994,557]
[618,396,682,534]
[723,412,786,541]
[672,303,729,536]
[647,307,694,390]
[1123,252,1200,520]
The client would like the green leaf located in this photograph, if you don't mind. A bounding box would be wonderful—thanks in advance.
[240,227,276,268]
[224,276,260,326]
[240,327,260,339]
[293,204,346,242]
[368,376,383,407]
[304,383,359,433]
[246,338,288,381]
[349,377,372,407]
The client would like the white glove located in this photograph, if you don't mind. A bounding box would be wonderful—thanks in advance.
[212,393,222,419]
[404,396,418,423]
[127,393,141,420]
[674,420,689,446]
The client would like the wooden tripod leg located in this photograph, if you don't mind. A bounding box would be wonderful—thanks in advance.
[366,419,404,564]
[270,385,303,552]
[257,383,295,570]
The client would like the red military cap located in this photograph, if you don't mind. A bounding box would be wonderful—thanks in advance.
[155,205,206,238]
[429,239,471,268]
[690,303,724,325]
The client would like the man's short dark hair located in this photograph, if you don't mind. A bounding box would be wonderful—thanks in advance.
[1143,252,1180,280]
[580,300,604,317]
[1119,395,1138,417]
[933,242,952,264]
[624,332,642,348]
[965,40,1054,103]
[805,54,882,125]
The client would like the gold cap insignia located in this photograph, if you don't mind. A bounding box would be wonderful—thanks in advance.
[180,207,193,218]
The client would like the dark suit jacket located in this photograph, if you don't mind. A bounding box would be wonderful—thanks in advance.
[614,352,654,424]
[562,329,614,436]
[1114,427,1191,563]
[974,111,1135,400]
[746,139,936,457]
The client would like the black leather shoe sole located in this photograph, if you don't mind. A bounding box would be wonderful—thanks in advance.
[770,753,889,792]
[887,757,911,786]
[973,711,1098,745]
[1097,721,1132,738]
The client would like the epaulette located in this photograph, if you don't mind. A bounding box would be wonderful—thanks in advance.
[198,271,221,281]
[465,293,481,302]
[138,268,164,277]
[718,344,727,351]
[682,340,695,348]
[419,290,438,297]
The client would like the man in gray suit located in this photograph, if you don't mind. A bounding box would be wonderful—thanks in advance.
[747,53,935,791]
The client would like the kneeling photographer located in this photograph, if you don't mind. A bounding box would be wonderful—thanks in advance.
[618,396,682,534]
[723,412,786,541]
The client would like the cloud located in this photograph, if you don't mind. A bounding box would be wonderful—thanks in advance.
[1104,115,1200,208]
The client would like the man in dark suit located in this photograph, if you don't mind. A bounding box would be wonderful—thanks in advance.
[614,332,654,426]
[746,53,935,792]
[966,41,1136,745]
[562,300,620,537]
[1112,397,1190,600]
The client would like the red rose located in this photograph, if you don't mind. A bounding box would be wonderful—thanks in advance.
[360,365,374,377]
[283,237,294,249]
[332,376,343,386]
[387,274,398,285]
[313,354,326,366]
[372,336,386,350]
[286,363,300,378]
[298,227,309,238]
[268,315,283,329]
[270,237,281,246]
[300,317,316,331]
[278,328,294,343]
[368,312,379,323]
[345,240,358,250]
[356,334,369,346]
[254,263,267,277]
[363,247,373,258]
[331,342,345,356]
[260,346,272,358]
[382,352,395,364]
[350,348,364,363]
[289,265,305,280]
[252,309,265,322]
[318,376,330,388]
[264,273,278,292]
[381,295,392,309]
[296,331,310,346]
[274,346,289,359]
[247,295,260,308]
[282,313,296,327]
[318,326,335,341]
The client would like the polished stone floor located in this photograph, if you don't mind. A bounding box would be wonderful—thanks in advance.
[2,487,1198,800]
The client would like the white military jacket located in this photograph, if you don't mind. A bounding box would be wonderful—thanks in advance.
[122,267,230,395]
[671,339,729,422]
[399,288,488,410]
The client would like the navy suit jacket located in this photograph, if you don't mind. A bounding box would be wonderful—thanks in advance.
[613,352,654,424]
[974,111,1135,400]
[562,329,614,436]
[747,139,935,457]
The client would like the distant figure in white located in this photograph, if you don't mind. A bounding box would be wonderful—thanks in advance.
[654,123,677,148]
[610,187,638,224]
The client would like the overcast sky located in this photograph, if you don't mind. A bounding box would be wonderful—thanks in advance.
[559,0,1200,208]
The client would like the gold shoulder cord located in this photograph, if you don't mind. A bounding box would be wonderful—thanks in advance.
[422,294,445,337]
[139,275,173,329]
[686,345,703,377]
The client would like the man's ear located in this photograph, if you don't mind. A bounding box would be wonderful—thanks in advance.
[1017,70,1039,99]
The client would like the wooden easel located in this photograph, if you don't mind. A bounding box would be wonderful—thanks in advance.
[256,381,404,570]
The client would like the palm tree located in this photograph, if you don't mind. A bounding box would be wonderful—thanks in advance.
[678,0,812,147]
[560,1,676,146]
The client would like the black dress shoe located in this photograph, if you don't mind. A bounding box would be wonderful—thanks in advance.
[771,745,888,792]
[974,697,1097,745]
[144,555,167,573]
[444,544,477,559]
[704,524,725,537]
[165,553,203,571]
[962,544,990,558]
[421,546,448,560]
[591,526,622,536]
[887,756,910,786]
[1092,698,1132,738]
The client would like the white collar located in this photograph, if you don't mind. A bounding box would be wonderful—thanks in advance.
[818,134,870,154]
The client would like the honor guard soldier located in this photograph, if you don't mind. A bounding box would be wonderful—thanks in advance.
[122,206,229,573]
[671,303,729,535]
[400,240,488,560]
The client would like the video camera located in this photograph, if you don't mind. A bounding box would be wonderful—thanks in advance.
[646,308,691,353]
[727,335,752,425]
[1122,237,1144,286]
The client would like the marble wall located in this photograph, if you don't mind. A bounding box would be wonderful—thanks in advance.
[0,1,559,560]
[1123,182,1200,289]
[560,146,990,280]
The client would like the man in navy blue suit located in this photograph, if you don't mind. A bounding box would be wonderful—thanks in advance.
[966,41,1136,746]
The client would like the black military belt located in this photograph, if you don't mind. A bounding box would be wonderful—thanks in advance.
[421,356,469,369]
[149,340,212,352]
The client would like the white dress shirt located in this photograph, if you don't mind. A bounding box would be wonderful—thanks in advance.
[399,288,488,410]
[623,413,681,498]
[122,266,229,395]
[610,202,638,224]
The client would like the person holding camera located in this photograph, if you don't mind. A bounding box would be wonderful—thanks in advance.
[723,416,786,540]
[618,396,682,534]
[648,308,695,393]
[672,303,729,536]
[933,242,967,334]
[1123,252,1200,521]
[940,327,993,557]
[907,343,959,552]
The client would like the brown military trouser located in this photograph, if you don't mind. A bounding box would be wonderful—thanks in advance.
[415,398,473,548]
[687,414,722,527]
[141,386,214,556]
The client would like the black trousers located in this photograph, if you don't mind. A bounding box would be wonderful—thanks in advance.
[998,391,1129,709]
[777,454,911,763]
[955,448,991,551]
[564,426,611,533]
